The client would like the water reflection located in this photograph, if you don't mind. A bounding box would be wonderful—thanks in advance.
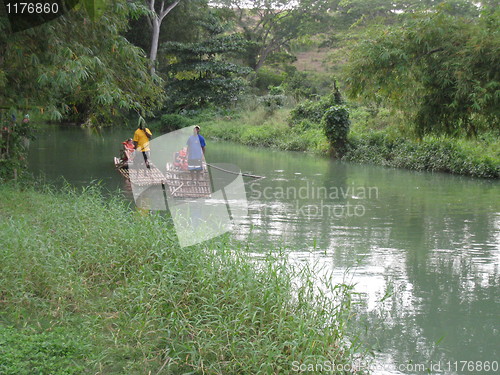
[355,254,499,374]
[28,125,132,188]
[209,142,499,373]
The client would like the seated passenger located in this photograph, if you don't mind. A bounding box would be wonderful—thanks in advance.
[173,147,188,171]
[121,138,135,162]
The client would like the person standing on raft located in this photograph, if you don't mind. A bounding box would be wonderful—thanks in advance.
[133,121,152,168]
[186,125,206,176]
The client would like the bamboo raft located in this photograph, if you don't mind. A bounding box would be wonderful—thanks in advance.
[114,157,211,198]
[164,163,211,198]
[114,157,165,186]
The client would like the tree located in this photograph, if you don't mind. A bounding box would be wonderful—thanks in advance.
[212,0,335,71]
[126,0,206,53]
[0,2,164,125]
[322,103,350,157]
[162,11,251,109]
[0,113,34,181]
[336,0,399,25]
[345,5,499,136]
[145,0,182,75]
[337,0,479,24]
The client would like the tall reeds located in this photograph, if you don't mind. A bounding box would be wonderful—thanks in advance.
[0,184,358,374]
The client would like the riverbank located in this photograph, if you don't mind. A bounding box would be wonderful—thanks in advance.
[0,184,359,374]
[195,108,499,179]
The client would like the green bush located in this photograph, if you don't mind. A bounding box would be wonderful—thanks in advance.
[288,91,342,127]
[253,67,286,92]
[259,85,287,110]
[258,94,287,112]
[281,71,321,100]
[0,325,88,375]
[321,105,351,157]
[289,96,330,126]
[160,113,191,132]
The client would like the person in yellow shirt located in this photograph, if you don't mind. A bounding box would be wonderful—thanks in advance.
[133,122,152,168]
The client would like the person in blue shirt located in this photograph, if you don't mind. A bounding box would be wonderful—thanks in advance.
[186,125,206,172]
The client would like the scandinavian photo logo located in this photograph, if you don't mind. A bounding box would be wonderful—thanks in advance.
[129,127,249,248]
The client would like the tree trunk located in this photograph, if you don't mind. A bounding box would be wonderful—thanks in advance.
[150,17,160,75]
[254,42,278,71]
[147,0,182,76]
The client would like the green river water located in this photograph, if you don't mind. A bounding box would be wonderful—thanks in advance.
[28,126,499,374]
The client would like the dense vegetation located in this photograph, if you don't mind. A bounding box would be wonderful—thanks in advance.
[345,5,499,137]
[2,0,497,179]
[161,10,251,110]
[0,184,358,374]
[197,108,499,178]
[0,1,163,124]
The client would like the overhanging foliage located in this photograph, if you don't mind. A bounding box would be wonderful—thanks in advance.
[345,5,500,136]
[0,2,164,126]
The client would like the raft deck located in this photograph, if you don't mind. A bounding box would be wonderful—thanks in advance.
[114,158,211,198]
[164,163,211,198]
[114,157,165,186]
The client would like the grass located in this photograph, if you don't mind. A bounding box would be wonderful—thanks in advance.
[197,106,499,179]
[345,129,500,178]
[200,108,330,153]
[0,183,359,374]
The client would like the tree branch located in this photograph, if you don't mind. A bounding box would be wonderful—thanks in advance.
[415,47,445,61]
[159,0,181,22]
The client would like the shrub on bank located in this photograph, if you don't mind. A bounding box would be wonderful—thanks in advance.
[202,113,330,153]
[199,107,498,178]
[345,132,499,178]
[159,113,192,132]
[0,184,358,374]
[288,93,339,126]
[322,105,351,157]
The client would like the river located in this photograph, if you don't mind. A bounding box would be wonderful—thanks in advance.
[28,125,499,374]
